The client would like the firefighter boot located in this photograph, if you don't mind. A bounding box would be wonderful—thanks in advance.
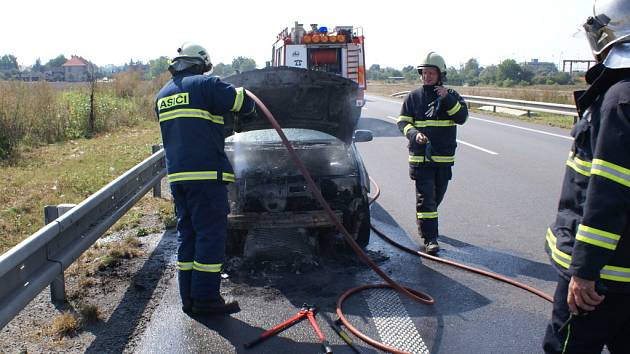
[424,239,440,255]
[192,295,240,315]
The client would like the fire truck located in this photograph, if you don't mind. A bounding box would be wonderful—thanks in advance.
[271,22,367,106]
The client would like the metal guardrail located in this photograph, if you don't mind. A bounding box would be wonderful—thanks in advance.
[0,147,166,329]
[390,91,578,119]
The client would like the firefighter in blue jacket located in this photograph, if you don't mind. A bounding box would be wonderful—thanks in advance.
[397,52,468,255]
[155,42,256,315]
[543,1,630,352]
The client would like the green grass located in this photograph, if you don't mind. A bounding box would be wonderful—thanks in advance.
[0,121,163,254]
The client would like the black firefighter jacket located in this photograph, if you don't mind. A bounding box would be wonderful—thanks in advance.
[397,85,468,170]
[546,66,630,293]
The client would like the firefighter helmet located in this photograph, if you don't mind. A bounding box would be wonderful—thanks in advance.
[172,42,213,73]
[583,0,630,61]
[417,52,447,80]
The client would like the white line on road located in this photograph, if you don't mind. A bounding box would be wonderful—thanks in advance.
[456,139,498,155]
[470,116,573,140]
[386,116,498,155]
[366,95,405,105]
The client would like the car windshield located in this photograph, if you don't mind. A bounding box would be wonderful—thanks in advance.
[226,128,339,144]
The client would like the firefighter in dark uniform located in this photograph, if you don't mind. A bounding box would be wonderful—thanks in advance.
[397,52,468,255]
[155,42,256,315]
[543,1,630,352]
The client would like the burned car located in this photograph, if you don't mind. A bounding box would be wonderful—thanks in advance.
[223,67,372,254]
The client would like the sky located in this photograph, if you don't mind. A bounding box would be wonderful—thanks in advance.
[1,0,595,70]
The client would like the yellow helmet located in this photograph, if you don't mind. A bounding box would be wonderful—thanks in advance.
[417,52,447,81]
[172,42,213,73]
[417,52,446,73]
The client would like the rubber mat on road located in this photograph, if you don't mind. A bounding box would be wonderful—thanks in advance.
[364,288,430,354]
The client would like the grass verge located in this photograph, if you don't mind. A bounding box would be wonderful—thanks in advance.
[0,120,164,254]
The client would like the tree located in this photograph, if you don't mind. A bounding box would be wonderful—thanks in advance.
[496,59,534,85]
[552,72,574,85]
[32,58,44,72]
[0,54,18,70]
[479,65,498,84]
[497,59,522,82]
[148,56,170,78]
[44,55,67,70]
[367,64,382,80]
[369,64,381,72]
[232,57,256,73]
[213,63,235,77]
[402,65,417,82]
[446,67,464,85]
[462,58,481,85]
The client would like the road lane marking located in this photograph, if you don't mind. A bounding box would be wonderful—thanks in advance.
[470,116,573,140]
[386,116,498,155]
[366,95,405,105]
[456,139,498,155]
[365,289,429,354]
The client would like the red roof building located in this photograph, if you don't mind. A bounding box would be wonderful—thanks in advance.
[62,55,89,81]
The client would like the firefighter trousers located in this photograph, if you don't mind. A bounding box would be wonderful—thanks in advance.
[171,182,229,303]
[414,166,452,241]
[543,275,630,354]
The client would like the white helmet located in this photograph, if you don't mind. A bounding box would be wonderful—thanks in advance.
[583,0,630,61]
[171,42,213,73]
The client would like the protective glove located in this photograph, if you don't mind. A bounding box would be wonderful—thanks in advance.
[239,108,258,123]
[233,109,258,133]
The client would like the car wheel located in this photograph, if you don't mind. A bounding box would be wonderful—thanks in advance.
[226,230,248,256]
[355,203,371,248]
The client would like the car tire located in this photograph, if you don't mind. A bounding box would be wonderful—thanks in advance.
[226,230,248,256]
[355,202,371,248]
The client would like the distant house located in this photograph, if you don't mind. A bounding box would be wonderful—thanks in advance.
[62,55,90,82]
[523,59,557,73]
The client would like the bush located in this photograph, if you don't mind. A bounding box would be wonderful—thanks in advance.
[0,73,167,161]
[52,311,80,337]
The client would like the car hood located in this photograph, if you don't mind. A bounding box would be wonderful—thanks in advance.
[223,67,361,144]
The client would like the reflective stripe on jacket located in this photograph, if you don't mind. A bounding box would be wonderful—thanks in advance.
[397,86,468,168]
[155,71,254,184]
[546,71,630,292]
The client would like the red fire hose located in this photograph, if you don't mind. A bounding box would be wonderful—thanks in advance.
[245,90,552,354]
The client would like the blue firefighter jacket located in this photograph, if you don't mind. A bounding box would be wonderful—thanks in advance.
[155,71,254,185]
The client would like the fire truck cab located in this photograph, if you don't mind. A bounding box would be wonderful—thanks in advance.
[271,22,367,106]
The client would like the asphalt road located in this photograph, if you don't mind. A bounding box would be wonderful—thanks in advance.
[135,94,574,354]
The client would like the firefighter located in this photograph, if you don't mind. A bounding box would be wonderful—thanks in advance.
[542,0,630,352]
[155,42,256,315]
[397,52,468,255]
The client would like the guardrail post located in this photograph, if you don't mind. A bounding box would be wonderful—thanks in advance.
[152,144,162,198]
[44,204,76,304]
